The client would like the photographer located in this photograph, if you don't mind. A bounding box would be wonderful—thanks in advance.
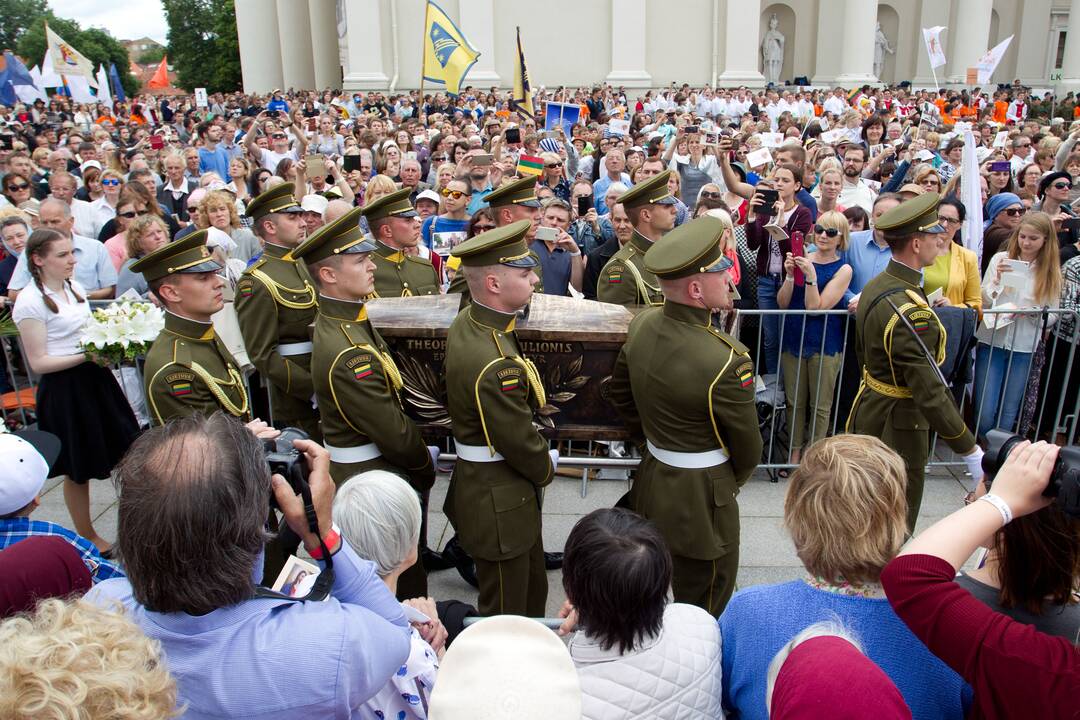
[882,440,1080,719]
[86,413,411,718]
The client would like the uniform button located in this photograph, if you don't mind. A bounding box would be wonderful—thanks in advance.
[403,282,409,288]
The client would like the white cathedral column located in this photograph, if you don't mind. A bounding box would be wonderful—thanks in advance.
[715,0,766,87]
[947,0,993,84]
[605,0,652,88]
[276,0,317,90]
[309,0,342,89]
[834,0,878,85]
[342,0,390,90]
[458,0,500,86]
[235,0,284,93]
[1058,0,1080,92]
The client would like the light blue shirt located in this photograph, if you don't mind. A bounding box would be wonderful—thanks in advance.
[592,173,633,212]
[86,542,411,719]
[844,229,893,295]
[8,233,117,293]
[466,182,494,215]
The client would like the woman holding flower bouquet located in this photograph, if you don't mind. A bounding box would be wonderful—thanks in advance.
[11,229,138,553]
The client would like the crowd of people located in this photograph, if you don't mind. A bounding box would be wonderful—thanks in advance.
[0,78,1077,718]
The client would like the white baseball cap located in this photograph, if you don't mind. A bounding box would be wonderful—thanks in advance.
[428,615,581,720]
[0,431,60,515]
[415,189,441,205]
[300,194,329,215]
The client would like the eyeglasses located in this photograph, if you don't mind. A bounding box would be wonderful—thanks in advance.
[441,189,469,199]
[1017,142,1032,148]
[545,162,563,169]
[700,191,722,200]
[1051,181,1072,191]
[813,224,840,237]
[937,215,960,224]
[101,178,121,187]
[117,210,138,218]
[473,224,496,232]
[1003,207,1026,217]
[272,134,286,140]
[7,182,29,191]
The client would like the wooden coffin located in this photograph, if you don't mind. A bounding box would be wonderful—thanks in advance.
[365,293,633,440]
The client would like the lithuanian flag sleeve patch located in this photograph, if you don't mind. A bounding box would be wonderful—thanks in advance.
[607,265,624,285]
[500,377,520,392]
[354,363,373,380]
[737,362,754,388]
[171,381,193,396]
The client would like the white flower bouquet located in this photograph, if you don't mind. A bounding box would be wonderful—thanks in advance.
[79,300,165,365]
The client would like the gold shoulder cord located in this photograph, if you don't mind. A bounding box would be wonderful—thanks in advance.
[363,344,404,391]
[513,355,547,408]
[622,253,662,306]
[249,268,318,310]
[189,362,249,417]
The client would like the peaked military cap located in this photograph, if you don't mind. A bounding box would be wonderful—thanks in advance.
[245,183,304,223]
[292,206,376,265]
[451,219,538,268]
[645,215,735,280]
[875,191,946,235]
[484,175,541,208]
[360,187,419,221]
[129,230,222,282]
[617,170,677,209]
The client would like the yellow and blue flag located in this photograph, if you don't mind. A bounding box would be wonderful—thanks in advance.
[512,26,534,119]
[422,1,480,97]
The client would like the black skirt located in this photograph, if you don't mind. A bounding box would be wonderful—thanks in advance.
[36,362,139,484]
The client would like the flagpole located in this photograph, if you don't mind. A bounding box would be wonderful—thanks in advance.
[418,1,426,104]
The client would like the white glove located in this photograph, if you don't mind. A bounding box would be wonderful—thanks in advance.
[428,446,441,470]
[549,449,559,473]
[962,447,986,492]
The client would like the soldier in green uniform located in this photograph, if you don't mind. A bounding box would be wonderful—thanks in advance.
[846,192,983,531]
[235,183,321,440]
[134,231,253,426]
[447,175,544,304]
[609,215,762,616]
[360,187,441,298]
[294,206,436,598]
[443,219,557,617]
[597,170,677,307]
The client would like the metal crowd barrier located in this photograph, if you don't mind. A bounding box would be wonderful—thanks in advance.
[2,301,1076,496]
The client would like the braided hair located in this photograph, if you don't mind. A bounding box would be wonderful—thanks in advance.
[24,229,85,313]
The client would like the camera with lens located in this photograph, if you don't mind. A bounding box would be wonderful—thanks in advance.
[982,429,1080,518]
[265,427,311,508]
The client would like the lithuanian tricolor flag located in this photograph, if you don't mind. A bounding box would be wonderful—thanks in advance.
[517,154,543,177]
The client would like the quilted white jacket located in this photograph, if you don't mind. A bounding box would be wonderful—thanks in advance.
[568,603,723,720]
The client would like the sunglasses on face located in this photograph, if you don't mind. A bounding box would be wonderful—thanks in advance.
[700,191,722,200]
[272,134,286,140]
[101,178,121,187]
[473,224,495,232]
[1051,181,1072,191]
[442,189,469,199]
[545,162,563,169]
[1004,207,1026,217]
[7,182,29,191]
[117,210,138,218]
[813,224,840,237]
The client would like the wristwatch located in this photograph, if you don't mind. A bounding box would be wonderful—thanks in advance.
[804,278,816,286]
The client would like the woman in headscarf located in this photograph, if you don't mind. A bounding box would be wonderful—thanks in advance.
[981,192,1026,276]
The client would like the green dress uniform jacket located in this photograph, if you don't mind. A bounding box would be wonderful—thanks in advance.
[234,243,319,433]
[366,242,441,298]
[443,301,554,616]
[310,295,435,491]
[610,301,762,615]
[597,230,663,307]
[144,311,251,425]
[846,259,976,530]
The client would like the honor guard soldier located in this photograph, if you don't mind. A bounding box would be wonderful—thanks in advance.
[134,231,251,425]
[236,183,321,439]
[294,206,437,598]
[846,192,983,531]
[609,215,762,616]
[443,219,557,617]
[447,175,544,304]
[597,170,678,307]
[359,187,440,298]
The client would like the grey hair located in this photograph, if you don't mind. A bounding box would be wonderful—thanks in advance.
[333,470,421,577]
[606,182,629,197]
[39,197,71,219]
[113,413,273,615]
[765,620,864,716]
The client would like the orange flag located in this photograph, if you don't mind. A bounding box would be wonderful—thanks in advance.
[146,56,169,89]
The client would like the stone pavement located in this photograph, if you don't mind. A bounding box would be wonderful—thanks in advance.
[34,460,973,618]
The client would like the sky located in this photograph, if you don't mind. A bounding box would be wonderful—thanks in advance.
[48,0,169,44]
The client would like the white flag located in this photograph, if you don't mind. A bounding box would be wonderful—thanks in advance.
[65,74,97,103]
[95,64,113,108]
[39,51,63,88]
[976,35,1013,84]
[45,23,97,87]
[922,26,947,69]
[960,127,984,263]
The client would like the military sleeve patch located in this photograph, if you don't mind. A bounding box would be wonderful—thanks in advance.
[606,265,624,284]
[170,380,193,396]
[238,279,255,298]
[353,362,374,380]
[908,308,934,334]
[736,361,754,388]
[496,366,522,392]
